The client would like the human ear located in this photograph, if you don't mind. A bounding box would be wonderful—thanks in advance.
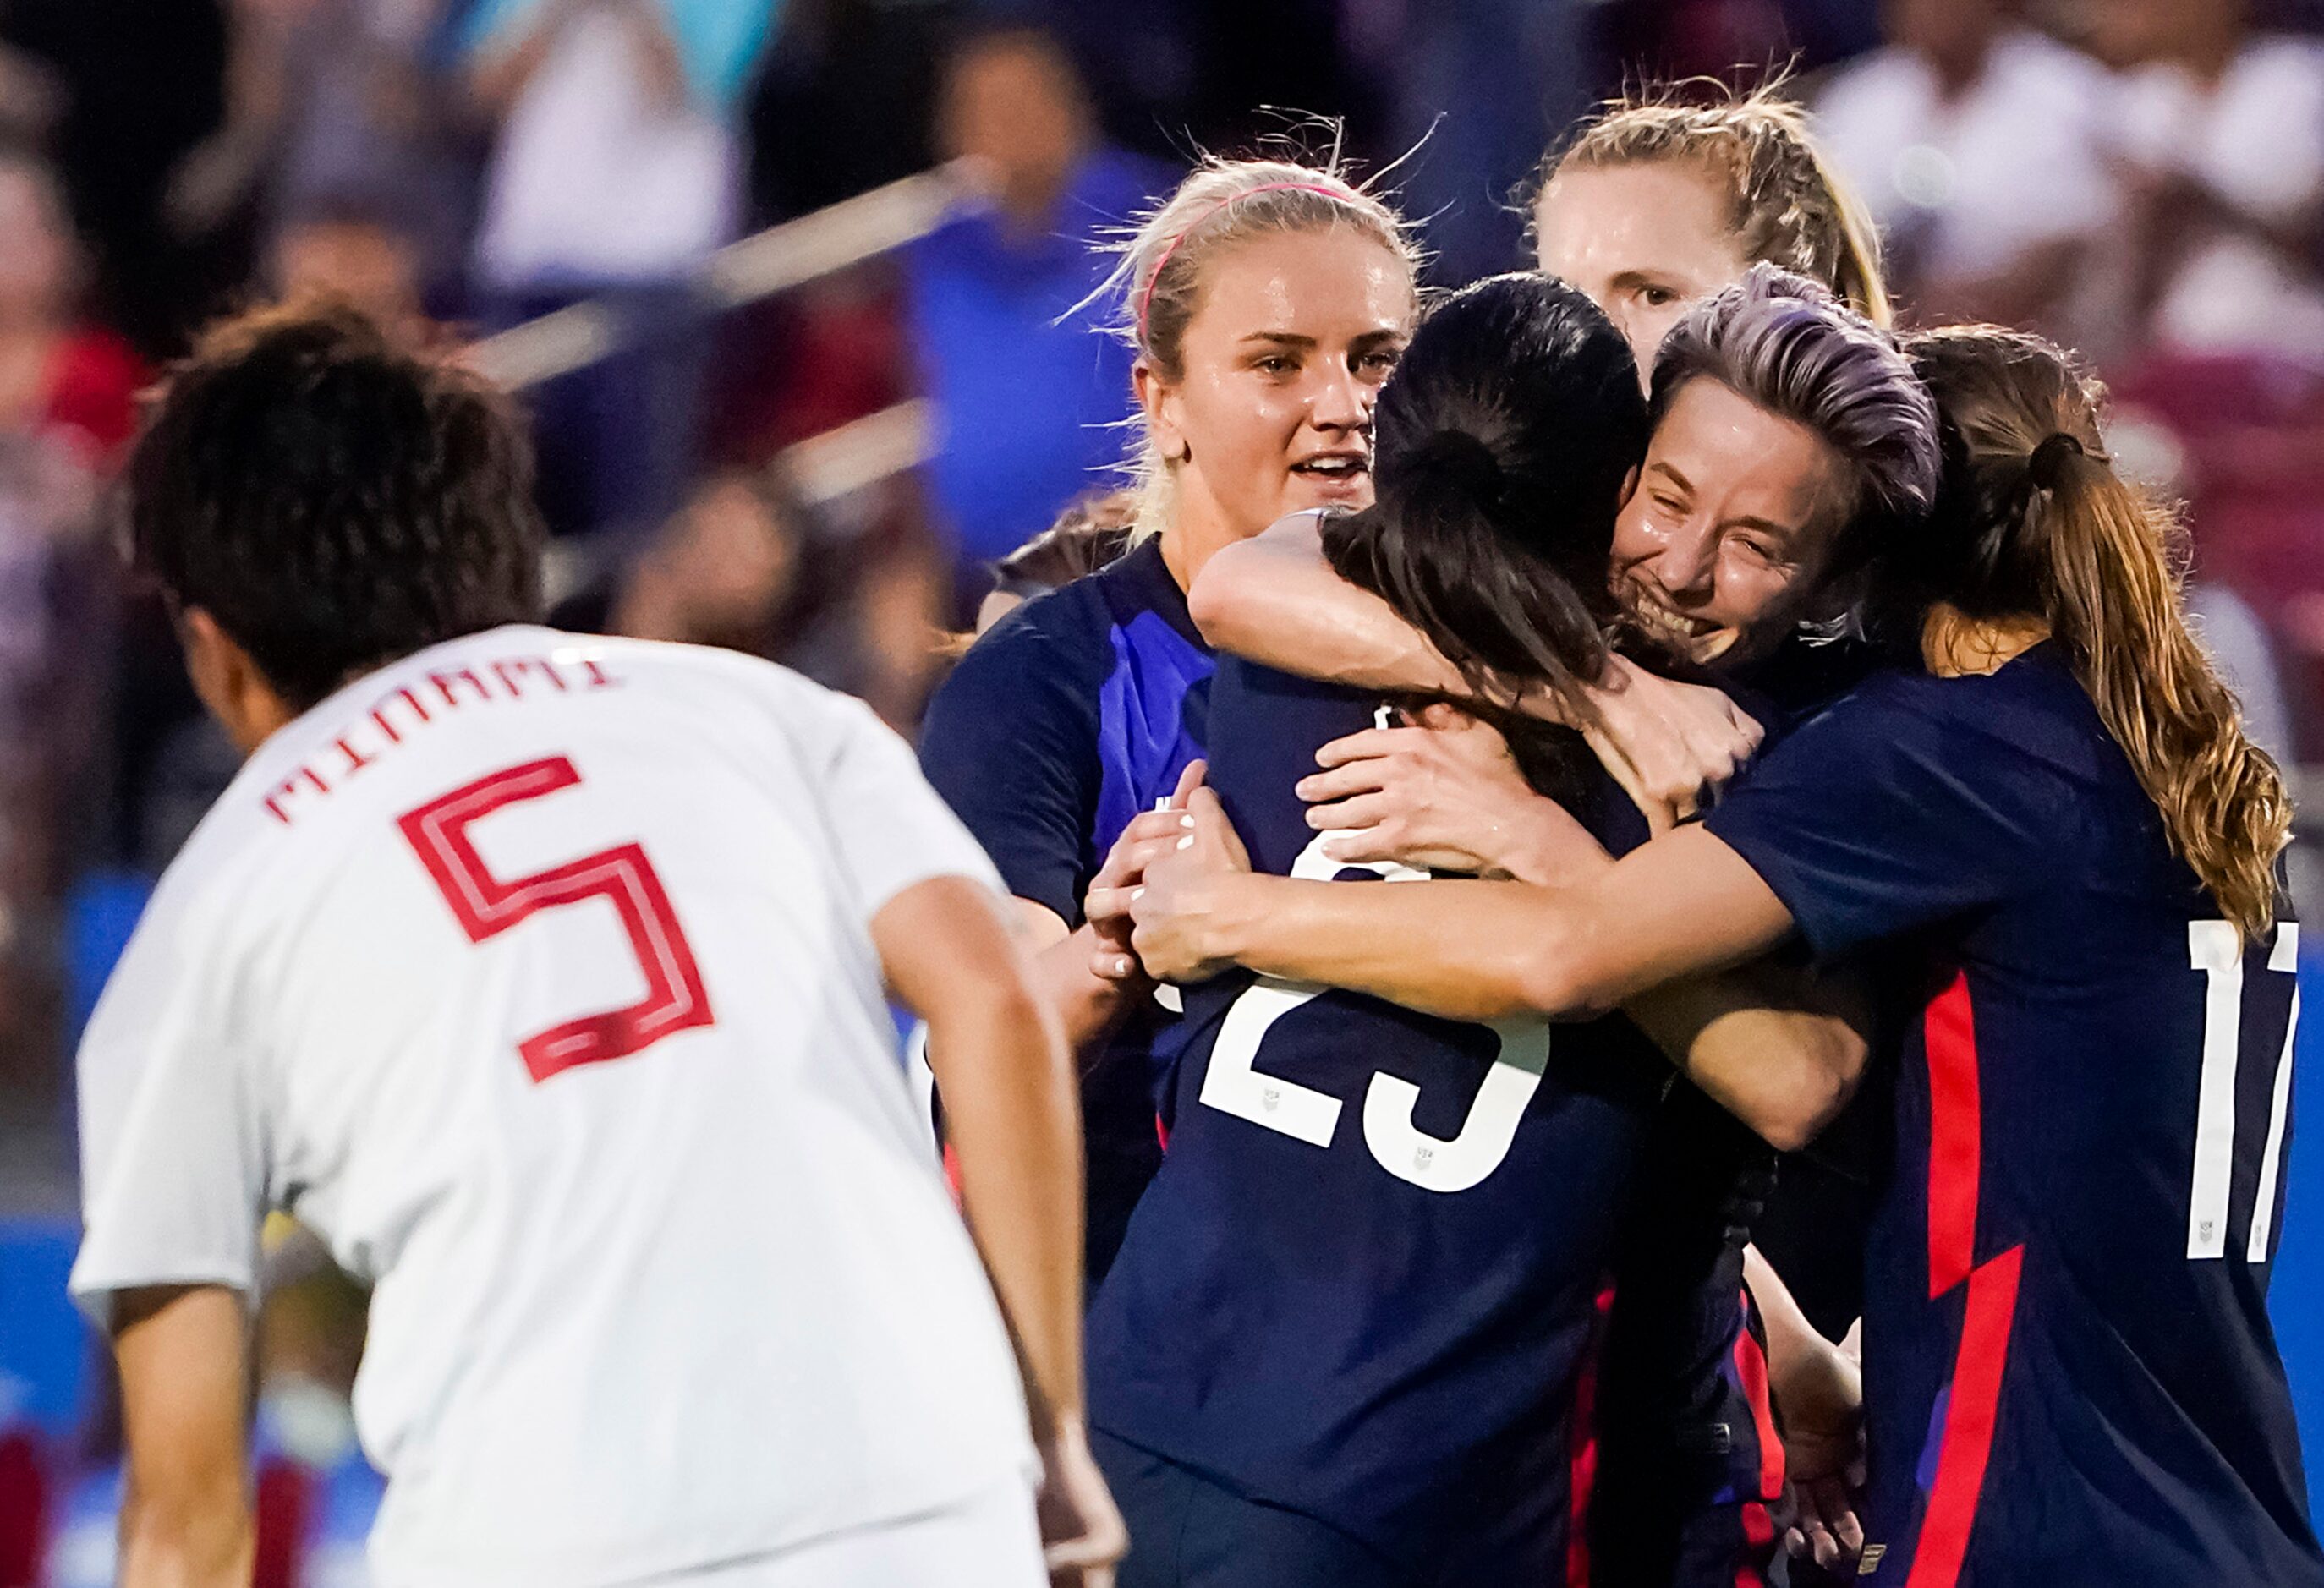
[1134,359,1189,463]
[178,607,293,757]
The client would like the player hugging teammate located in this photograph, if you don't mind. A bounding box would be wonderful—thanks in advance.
[69,78,2323,1588]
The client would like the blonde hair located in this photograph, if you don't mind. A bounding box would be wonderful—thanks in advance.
[1090,151,1421,542]
[1905,326,2291,943]
[1539,81,1891,328]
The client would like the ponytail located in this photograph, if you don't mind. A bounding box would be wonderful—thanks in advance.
[1907,326,2291,943]
[1320,273,1646,718]
[2040,452,2289,942]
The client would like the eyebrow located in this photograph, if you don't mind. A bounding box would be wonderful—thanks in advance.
[1609,269,1681,294]
[1652,462,1800,541]
[1648,460,1695,496]
[1236,328,1409,352]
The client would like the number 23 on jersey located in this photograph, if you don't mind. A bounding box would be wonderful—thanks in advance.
[1198,832,1549,1195]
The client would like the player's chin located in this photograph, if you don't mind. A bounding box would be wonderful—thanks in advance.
[1281,467,1373,513]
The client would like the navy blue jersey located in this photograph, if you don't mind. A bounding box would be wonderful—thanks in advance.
[918,538,1211,1281]
[1706,643,2323,1587]
[1085,657,1672,1580]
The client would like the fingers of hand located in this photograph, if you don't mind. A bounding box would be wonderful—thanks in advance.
[1083,884,1135,924]
[1313,726,1423,769]
[1170,758,1208,806]
[1307,792,1394,834]
[1317,823,1407,865]
[1296,758,1391,805]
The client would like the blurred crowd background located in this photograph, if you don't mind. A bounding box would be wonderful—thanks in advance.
[6,0,2324,1580]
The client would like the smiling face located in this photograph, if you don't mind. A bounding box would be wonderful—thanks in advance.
[1612,376,1852,667]
[1137,227,1414,560]
[1535,160,1753,386]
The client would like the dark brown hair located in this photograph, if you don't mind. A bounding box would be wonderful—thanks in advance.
[1904,325,2290,941]
[127,299,543,709]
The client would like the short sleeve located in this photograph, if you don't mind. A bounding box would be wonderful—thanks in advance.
[1702,683,2064,961]
[917,619,1102,927]
[822,696,1009,925]
[69,888,267,1328]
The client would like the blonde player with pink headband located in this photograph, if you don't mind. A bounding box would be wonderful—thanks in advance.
[918,155,1422,1292]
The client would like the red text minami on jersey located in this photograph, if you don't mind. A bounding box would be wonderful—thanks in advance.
[260,647,622,824]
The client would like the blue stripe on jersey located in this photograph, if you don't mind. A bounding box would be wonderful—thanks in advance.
[1093,606,1211,861]
[918,539,1212,1285]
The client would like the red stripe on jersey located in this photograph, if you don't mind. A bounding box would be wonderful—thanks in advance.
[1567,1284,1614,1588]
[1904,1244,2025,1588]
[1732,1293,1784,1588]
[1733,1289,1787,1503]
[1924,972,1981,1298]
[1736,1499,1775,1588]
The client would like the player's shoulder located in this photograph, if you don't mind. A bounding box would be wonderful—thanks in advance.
[925,562,1136,729]
[1798,647,2123,795]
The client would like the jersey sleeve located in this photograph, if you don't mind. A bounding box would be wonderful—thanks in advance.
[69,884,267,1327]
[1702,682,2065,961]
[916,620,1101,927]
[822,694,1010,926]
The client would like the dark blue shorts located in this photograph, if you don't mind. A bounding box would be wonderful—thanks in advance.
[1093,1428,1406,1588]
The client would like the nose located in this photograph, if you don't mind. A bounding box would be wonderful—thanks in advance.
[1308,359,1372,434]
[1653,519,1718,600]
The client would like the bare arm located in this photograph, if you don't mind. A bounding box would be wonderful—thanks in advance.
[1623,963,1869,1153]
[1742,1245,1866,1572]
[112,1285,254,1588]
[1187,514,1466,693]
[874,875,1125,1580]
[1015,901,1146,1059]
[1113,809,1795,1028]
[875,876,1083,1427]
[1189,520,1760,818]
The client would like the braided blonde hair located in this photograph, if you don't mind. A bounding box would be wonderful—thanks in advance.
[1537,81,1891,328]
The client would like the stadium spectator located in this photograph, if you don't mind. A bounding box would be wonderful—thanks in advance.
[0,152,145,468]
[266,194,434,340]
[902,25,1165,588]
[166,0,477,306]
[461,0,781,537]
[1813,0,2114,336]
[2086,0,2324,359]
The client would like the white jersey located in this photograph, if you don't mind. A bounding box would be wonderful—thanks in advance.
[70,627,1036,1587]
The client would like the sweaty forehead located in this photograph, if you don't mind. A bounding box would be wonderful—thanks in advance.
[1186,229,1416,343]
[1648,378,1844,543]
[1535,162,1747,289]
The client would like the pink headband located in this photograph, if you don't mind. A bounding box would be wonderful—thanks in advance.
[1136,181,1357,343]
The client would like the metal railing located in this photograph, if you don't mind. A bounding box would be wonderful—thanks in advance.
[464,164,970,506]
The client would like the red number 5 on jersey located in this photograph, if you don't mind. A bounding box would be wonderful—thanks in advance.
[398,756,715,1082]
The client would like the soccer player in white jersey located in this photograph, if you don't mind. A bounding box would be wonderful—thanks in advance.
[69,304,1124,1588]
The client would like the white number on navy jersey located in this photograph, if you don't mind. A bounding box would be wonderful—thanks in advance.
[2185,920,2299,1261]
[1198,831,1548,1192]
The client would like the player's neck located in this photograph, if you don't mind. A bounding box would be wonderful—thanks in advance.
[1921,603,2048,678]
[1158,490,1244,595]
